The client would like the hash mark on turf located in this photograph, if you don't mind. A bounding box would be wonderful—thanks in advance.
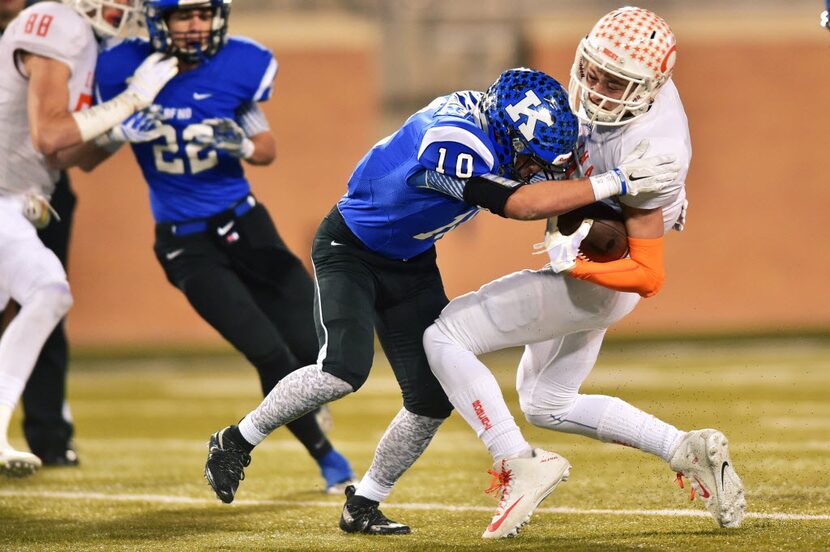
[0,490,828,521]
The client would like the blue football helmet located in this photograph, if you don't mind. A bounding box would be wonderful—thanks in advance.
[479,68,578,182]
[822,0,830,31]
[144,0,232,63]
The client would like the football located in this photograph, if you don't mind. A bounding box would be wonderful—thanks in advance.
[557,202,629,262]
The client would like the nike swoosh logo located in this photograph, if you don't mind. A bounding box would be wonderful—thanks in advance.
[721,462,729,488]
[331,240,345,246]
[165,248,185,260]
[193,92,212,100]
[487,495,524,533]
[694,477,711,499]
[217,221,235,236]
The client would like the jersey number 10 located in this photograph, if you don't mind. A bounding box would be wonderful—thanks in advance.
[435,147,474,178]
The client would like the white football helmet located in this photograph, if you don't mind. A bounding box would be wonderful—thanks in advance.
[569,6,677,126]
[64,0,142,38]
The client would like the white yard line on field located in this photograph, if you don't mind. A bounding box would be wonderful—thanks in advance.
[1,490,828,521]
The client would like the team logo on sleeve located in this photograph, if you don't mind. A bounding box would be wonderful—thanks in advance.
[504,91,555,141]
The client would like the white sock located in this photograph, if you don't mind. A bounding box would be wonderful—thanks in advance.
[238,414,268,447]
[355,473,392,504]
[595,397,685,462]
[527,394,684,463]
[451,376,532,461]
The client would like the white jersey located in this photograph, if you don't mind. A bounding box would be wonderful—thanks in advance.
[575,79,691,233]
[0,2,97,197]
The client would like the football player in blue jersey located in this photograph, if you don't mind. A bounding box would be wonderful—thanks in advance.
[203,67,681,534]
[91,0,356,494]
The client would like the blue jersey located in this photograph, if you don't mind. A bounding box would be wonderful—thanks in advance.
[338,91,500,260]
[95,37,277,223]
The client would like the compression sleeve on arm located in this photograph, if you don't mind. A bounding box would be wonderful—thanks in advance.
[568,236,665,298]
[462,174,526,217]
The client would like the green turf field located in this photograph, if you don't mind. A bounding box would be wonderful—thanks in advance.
[1,338,829,551]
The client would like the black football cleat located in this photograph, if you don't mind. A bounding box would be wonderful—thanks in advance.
[204,425,251,504]
[39,447,79,467]
[339,485,411,535]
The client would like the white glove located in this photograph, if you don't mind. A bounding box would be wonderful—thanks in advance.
[532,216,593,273]
[125,53,179,111]
[93,107,164,152]
[195,118,255,159]
[589,139,680,199]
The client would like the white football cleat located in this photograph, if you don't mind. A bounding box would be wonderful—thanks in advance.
[0,447,42,478]
[670,429,746,528]
[481,448,570,539]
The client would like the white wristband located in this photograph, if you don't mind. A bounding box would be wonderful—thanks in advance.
[240,138,255,160]
[589,169,624,200]
[92,130,124,154]
[71,91,139,142]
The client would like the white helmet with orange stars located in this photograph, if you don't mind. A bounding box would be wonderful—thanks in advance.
[569,6,677,126]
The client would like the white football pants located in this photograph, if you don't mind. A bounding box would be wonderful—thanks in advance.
[425,268,682,462]
[0,196,73,416]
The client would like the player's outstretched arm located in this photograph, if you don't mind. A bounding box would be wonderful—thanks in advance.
[502,139,680,220]
[25,52,177,159]
[72,52,178,143]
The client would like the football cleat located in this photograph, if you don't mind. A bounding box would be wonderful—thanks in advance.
[317,449,358,495]
[204,425,251,504]
[0,447,42,478]
[39,447,80,467]
[670,429,746,528]
[482,448,570,539]
[339,485,411,535]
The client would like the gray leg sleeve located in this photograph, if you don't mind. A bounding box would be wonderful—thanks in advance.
[238,364,353,445]
[355,408,445,503]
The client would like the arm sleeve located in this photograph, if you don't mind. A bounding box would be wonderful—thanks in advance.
[235,101,270,136]
[568,236,665,298]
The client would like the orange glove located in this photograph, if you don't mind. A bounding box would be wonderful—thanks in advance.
[569,236,665,298]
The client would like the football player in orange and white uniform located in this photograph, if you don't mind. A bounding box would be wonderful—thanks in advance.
[424,7,745,538]
[0,0,177,477]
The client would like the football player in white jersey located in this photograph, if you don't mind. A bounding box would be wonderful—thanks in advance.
[423,7,745,538]
[0,0,178,477]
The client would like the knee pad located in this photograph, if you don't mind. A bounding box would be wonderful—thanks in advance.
[522,393,578,429]
[524,411,554,429]
[25,283,73,322]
